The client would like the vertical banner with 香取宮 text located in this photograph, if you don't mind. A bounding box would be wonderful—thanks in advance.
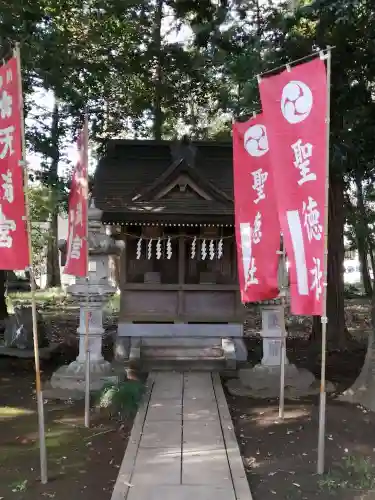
[64,123,88,277]
[0,55,29,269]
[233,114,280,303]
[259,58,328,315]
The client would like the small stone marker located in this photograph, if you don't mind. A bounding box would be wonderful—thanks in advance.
[3,305,49,349]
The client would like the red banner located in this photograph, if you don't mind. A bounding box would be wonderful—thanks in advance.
[259,57,328,315]
[0,55,29,270]
[233,115,280,303]
[64,122,88,277]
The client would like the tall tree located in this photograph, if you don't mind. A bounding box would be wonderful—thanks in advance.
[180,0,375,347]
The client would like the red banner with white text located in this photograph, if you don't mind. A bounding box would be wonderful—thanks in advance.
[233,115,280,303]
[0,55,29,269]
[259,58,328,315]
[64,123,88,277]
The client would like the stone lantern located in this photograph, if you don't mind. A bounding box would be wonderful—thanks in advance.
[227,248,333,398]
[51,198,123,392]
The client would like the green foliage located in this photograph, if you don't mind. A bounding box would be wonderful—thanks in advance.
[318,454,375,493]
[2,0,375,336]
[95,380,145,420]
[28,186,53,278]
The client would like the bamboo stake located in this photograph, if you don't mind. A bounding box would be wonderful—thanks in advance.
[84,290,90,428]
[15,43,48,484]
[317,46,332,476]
[83,115,90,428]
[278,239,287,419]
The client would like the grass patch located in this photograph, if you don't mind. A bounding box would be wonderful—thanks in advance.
[10,478,28,492]
[318,454,375,494]
[6,288,120,315]
[105,293,120,314]
[7,288,67,312]
[0,409,113,493]
[0,406,34,420]
[95,379,145,420]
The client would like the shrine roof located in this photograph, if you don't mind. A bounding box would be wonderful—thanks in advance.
[93,139,234,224]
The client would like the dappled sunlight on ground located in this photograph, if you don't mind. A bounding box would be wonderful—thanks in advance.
[0,363,131,500]
[227,394,375,500]
[0,406,34,420]
[53,415,87,427]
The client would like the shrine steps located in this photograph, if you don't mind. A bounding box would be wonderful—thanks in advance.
[127,337,236,372]
[138,358,227,372]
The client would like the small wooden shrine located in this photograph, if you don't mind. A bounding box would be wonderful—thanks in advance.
[93,137,246,366]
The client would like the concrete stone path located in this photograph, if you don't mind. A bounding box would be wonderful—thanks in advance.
[111,371,253,500]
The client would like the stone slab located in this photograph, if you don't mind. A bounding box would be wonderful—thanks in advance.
[131,448,181,485]
[183,420,224,451]
[233,338,248,362]
[140,421,182,449]
[127,485,236,500]
[111,375,154,500]
[183,373,216,399]
[212,373,254,500]
[117,322,244,338]
[50,370,119,392]
[146,400,182,422]
[111,371,254,500]
[183,398,219,422]
[153,371,183,385]
[184,372,212,386]
[151,387,183,400]
[42,385,86,401]
[141,337,223,347]
[184,385,216,400]
[150,373,183,400]
[222,338,236,370]
[182,448,232,486]
[0,342,59,360]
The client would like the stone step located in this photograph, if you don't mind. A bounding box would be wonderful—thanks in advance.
[141,346,223,359]
[140,337,222,348]
[139,357,227,372]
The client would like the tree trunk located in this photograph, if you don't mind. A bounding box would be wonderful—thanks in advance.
[369,239,375,279]
[25,269,38,290]
[46,100,61,288]
[152,0,163,140]
[46,211,60,287]
[356,223,372,295]
[340,274,375,409]
[311,173,349,348]
[111,256,121,289]
[0,271,8,320]
[355,173,372,295]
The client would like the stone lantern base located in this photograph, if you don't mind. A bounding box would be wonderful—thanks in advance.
[50,299,119,393]
[227,299,335,399]
[227,363,322,399]
[50,359,118,392]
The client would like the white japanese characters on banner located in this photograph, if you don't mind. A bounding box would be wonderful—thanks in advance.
[259,57,328,315]
[0,55,29,269]
[64,121,88,277]
[233,116,280,302]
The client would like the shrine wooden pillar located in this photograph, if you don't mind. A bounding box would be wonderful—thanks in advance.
[120,231,127,288]
[177,232,185,320]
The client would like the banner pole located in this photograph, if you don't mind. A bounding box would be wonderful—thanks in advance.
[278,239,287,419]
[83,114,90,428]
[257,46,335,80]
[84,286,90,428]
[317,46,332,475]
[15,43,48,484]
